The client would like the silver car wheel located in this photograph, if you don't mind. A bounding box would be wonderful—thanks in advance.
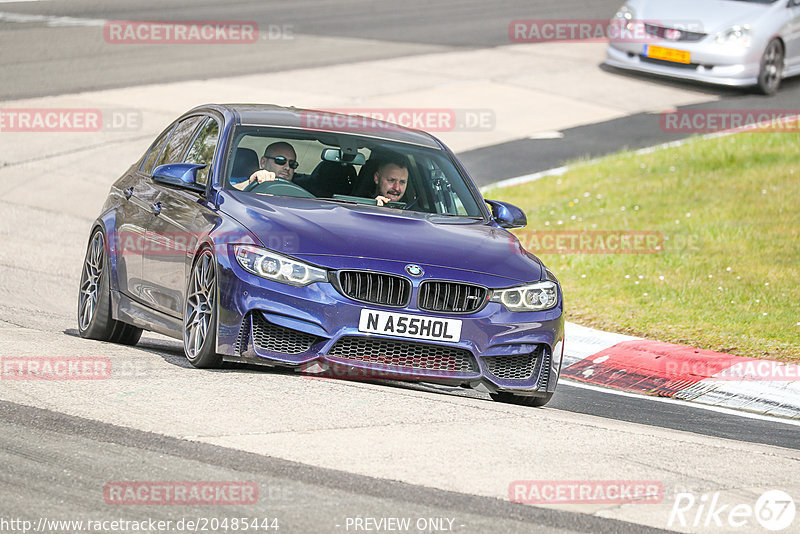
[184,251,216,359]
[78,231,104,331]
[758,39,784,95]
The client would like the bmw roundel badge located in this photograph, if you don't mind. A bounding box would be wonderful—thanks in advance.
[405,264,424,277]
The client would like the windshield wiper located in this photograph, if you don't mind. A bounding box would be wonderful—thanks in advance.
[430,212,482,219]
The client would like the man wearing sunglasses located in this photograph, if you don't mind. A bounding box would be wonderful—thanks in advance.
[233,142,302,190]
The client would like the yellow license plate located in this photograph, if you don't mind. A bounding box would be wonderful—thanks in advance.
[645,45,691,64]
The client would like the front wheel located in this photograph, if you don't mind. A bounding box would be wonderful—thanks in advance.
[183,248,222,368]
[757,39,784,96]
[490,391,554,407]
[78,228,142,345]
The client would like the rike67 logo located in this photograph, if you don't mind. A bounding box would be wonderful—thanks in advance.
[669,490,796,531]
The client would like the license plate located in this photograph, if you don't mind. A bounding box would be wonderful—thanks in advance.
[358,309,462,342]
[645,45,691,64]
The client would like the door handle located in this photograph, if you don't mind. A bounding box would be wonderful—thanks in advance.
[151,202,162,215]
[124,187,134,200]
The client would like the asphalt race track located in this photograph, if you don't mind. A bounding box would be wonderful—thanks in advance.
[1,2,799,533]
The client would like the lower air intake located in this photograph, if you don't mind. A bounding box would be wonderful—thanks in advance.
[250,313,319,355]
[327,336,478,373]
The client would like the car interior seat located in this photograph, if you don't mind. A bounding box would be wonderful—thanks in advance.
[295,159,357,198]
[352,149,393,197]
[231,147,260,181]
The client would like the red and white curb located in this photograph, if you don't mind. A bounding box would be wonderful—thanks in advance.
[562,322,800,420]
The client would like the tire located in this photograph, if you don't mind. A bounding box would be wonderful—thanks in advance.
[112,323,144,345]
[78,228,143,345]
[183,248,222,368]
[490,391,554,407]
[757,39,784,96]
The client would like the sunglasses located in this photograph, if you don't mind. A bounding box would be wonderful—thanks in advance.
[264,155,299,169]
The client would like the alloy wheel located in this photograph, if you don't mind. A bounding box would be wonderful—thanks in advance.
[759,40,784,95]
[184,251,216,359]
[78,232,104,331]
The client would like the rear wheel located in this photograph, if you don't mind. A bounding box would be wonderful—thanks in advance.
[490,392,554,407]
[757,39,784,95]
[78,228,142,345]
[183,248,222,368]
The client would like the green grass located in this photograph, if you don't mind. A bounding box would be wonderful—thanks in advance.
[485,132,800,361]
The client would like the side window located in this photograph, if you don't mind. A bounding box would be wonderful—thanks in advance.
[139,125,174,174]
[184,117,220,186]
[154,116,205,169]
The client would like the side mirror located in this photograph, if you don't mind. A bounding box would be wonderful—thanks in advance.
[485,200,527,229]
[321,147,366,165]
[152,163,207,193]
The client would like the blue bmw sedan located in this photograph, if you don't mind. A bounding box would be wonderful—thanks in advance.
[78,104,564,406]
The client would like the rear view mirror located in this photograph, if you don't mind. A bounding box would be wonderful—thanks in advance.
[485,200,527,229]
[152,163,207,193]
[321,148,366,165]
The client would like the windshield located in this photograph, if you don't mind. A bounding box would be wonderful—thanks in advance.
[225,126,485,218]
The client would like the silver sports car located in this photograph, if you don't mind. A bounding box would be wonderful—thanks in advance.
[605,0,800,94]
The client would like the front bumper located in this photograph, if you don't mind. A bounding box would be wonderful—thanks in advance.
[215,250,565,396]
[605,40,761,87]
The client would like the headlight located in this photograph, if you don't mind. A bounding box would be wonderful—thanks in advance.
[612,5,636,31]
[234,245,327,287]
[490,281,558,312]
[715,25,752,47]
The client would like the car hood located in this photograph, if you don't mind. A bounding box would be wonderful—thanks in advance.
[219,191,543,284]
[631,0,778,35]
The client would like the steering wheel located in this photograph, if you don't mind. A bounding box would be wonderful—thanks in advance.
[244,179,316,198]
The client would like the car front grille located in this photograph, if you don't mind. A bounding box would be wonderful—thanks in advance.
[336,271,411,307]
[249,313,320,355]
[418,281,487,314]
[484,347,549,381]
[327,336,478,373]
[645,24,706,42]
